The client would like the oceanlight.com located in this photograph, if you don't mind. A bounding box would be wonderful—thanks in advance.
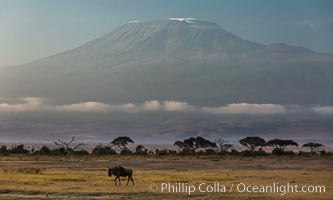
[148,182,326,196]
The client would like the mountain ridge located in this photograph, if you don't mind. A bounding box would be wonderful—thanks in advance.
[0,19,332,106]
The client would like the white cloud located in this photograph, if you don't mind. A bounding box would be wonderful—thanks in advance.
[112,103,140,113]
[54,102,112,112]
[0,97,46,112]
[201,103,286,115]
[312,106,333,115]
[1,97,321,115]
[163,101,194,112]
[143,100,161,111]
[3,98,333,116]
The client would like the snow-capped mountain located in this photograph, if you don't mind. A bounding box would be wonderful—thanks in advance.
[1,18,332,105]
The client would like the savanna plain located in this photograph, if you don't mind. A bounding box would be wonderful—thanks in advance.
[0,155,331,200]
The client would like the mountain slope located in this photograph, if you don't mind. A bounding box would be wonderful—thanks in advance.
[1,18,332,105]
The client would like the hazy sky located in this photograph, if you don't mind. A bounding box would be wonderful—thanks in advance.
[1,0,333,67]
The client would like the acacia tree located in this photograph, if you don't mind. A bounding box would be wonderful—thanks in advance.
[174,136,216,154]
[54,136,87,156]
[111,136,134,151]
[174,141,185,149]
[303,143,324,153]
[239,136,266,152]
[195,136,217,149]
[266,139,298,152]
[174,138,195,154]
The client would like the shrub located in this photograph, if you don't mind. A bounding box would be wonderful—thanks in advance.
[92,145,117,155]
[320,150,326,156]
[241,150,254,157]
[34,146,51,155]
[135,145,148,155]
[177,147,192,155]
[217,150,228,155]
[195,150,205,155]
[0,145,9,155]
[155,149,169,156]
[272,148,285,155]
[72,149,90,155]
[204,148,217,155]
[230,149,239,155]
[168,150,177,155]
[272,148,295,156]
[284,151,295,156]
[256,148,267,156]
[241,149,267,157]
[298,151,311,156]
[50,147,66,155]
[10,145,29,154]
[319,150,332,156]
[120,149,132,155]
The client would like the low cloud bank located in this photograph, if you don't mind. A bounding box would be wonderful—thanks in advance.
[0,97,47,112]
[0,97,332,115]
[312,106,333,115]
[200,103,286,115]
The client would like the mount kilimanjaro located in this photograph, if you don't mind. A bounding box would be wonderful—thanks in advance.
[1,18,332,106]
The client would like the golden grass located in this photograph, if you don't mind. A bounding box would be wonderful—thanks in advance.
[0,156,331,199]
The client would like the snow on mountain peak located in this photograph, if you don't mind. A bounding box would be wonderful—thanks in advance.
[128,20,141,24]
[168,18,196,23]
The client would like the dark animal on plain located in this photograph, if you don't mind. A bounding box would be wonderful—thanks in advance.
[108,166,134,186]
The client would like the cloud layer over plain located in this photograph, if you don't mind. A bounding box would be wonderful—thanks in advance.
[0,97,332,115]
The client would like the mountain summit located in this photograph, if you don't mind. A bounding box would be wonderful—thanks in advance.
[1,19,332,105]
[72,18,262,57]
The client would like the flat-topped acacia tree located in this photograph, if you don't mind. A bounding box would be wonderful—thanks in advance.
[266,139,298,152]
[303,143,324,153]
[111,136,135,151]
[174,136,217,154]
[239,136,266,152]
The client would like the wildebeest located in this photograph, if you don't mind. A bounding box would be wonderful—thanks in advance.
[108,166,134,186]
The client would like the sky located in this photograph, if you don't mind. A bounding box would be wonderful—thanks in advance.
[0,0,333,67]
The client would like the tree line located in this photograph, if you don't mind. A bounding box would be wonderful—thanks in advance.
[0,135,328,157]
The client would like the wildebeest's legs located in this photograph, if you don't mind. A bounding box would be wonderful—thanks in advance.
[114,176,121,186]
[126,176,130,186]
[118,177,121,186]
[126,174,134,186]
